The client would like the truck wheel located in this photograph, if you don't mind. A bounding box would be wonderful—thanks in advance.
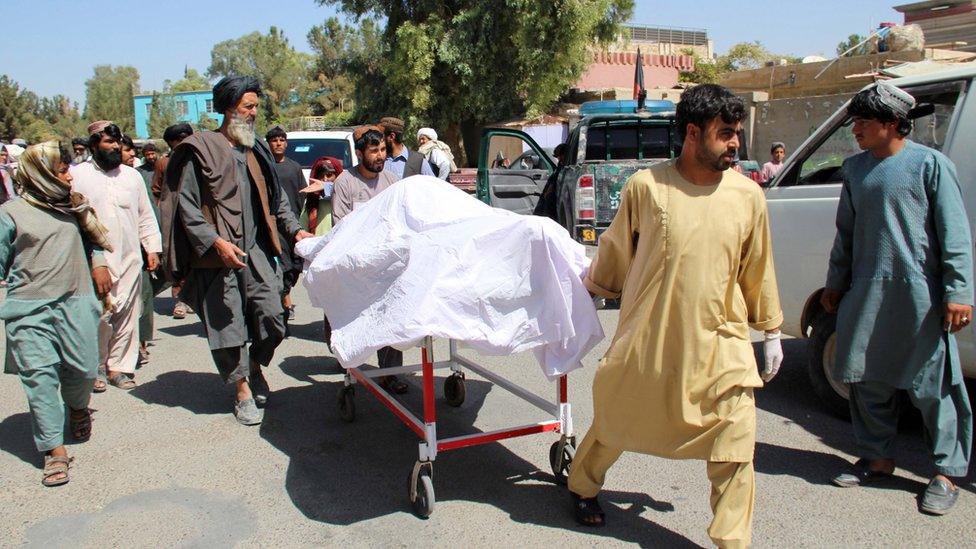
[807,313,851,419]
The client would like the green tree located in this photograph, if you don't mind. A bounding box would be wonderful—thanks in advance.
[195,112,219,132]
[83,65,140,134]
[306,17,372,116]
[837,33,870,57]
[147,91,180,139]
[315,0,633,165]
[207,27,313,128]
[0,76,38,141]
[170,68,211,93]
[678,49,720,84]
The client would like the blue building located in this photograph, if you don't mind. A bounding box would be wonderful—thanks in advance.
[133,89,223,139]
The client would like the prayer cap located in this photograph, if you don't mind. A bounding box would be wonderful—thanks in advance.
[379,117,405,134]
[87,120,113,135]
[874,82,915,118]
[353,125,384,141]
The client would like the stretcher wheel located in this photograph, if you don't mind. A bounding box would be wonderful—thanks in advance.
[444,373,466,407]
[408,465,435,517]
[549,438,576,484]
[338,386,355,423]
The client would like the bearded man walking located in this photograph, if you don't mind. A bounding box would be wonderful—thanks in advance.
[71,121,161,391]
[162,76,312,425]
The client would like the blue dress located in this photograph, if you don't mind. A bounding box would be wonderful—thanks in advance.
[826,140,973,390]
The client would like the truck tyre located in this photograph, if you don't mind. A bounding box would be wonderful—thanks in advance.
[807,313,851,419]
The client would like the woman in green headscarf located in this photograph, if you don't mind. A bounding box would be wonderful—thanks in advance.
[1,141,112,486]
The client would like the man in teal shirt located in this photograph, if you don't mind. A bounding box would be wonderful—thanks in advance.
[822,83,973,515]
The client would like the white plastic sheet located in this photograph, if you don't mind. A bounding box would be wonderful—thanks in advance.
[296,176,604,379]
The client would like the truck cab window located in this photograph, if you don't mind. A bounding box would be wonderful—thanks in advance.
[782,81,964,187]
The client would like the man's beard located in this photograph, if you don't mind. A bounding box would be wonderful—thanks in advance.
[227,113,256,148]
[143,158,155,169]
[696,142,735,172]
[94,147,123,170]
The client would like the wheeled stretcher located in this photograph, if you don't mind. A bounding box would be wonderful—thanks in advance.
[337,336,577,517]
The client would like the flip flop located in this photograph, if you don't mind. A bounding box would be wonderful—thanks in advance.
[42,455,73,487]
[92,379,107,393]
[107,372,136,391]
[571,492,606,527]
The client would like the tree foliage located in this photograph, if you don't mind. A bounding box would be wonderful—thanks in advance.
[170,68,211,93]
[208,27,313,127]
[678,49,720,84]
[836,34,870,57]
[83,65,140,133]
[0,76,86,143]
[306,17,381,117]
[315,0,634,164]
[147,90,180,139]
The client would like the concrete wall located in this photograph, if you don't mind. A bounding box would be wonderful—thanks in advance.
[750,93,854,164]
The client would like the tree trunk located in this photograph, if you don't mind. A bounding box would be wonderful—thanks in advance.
[443,122,466,168]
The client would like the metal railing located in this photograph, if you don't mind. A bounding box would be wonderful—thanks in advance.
[625,24,708,46]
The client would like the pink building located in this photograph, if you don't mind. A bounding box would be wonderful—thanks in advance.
[575,50,695,90]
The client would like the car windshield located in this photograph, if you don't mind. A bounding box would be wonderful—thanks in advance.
[584,123,671,161]
[286,138,352,169]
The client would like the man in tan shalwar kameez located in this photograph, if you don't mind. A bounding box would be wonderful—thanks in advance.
[567,84,784,548]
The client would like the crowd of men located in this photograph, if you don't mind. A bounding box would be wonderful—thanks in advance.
[0,75,971,548]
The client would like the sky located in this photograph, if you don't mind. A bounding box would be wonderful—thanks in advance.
[2,0,903,108]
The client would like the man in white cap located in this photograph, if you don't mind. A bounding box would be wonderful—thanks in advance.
[416,127,455,180]
[70,121,161,391]
[822,82,973,515]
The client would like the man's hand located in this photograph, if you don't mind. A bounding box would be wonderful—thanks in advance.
[762,329,783,382]
[145,251,159,272]
[213,238,247,269]
[294,230,314,242]
[820,288,844,314]
[91,266,112,297]
[299,179,325,195]
[944,302,972,333]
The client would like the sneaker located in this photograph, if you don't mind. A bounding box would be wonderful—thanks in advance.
[234,398,264,426]
[172,301,187,319]
[920,477,959,515]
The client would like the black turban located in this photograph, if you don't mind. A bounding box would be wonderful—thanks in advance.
[163,123,193,143]
[213,75,262,114]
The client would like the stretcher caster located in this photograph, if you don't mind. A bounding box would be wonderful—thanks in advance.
[549,436,576,484]
[408,462,435,518]
[444,372,466,407]
[338,386,355,423]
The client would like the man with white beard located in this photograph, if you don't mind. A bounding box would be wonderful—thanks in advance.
[161,76,312,425]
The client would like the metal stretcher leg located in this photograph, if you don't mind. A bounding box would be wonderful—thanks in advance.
[549,375,577,484]
[409,336,437,517]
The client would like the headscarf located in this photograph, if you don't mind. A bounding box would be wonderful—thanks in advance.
[14,141,113,252]
[212,76,262,114]
[416,128,457,171]
[311,156,343,179]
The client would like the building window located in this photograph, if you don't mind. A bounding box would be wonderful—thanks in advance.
[146,104,151,117]
[205,99,214,113]
[177,101,189,117]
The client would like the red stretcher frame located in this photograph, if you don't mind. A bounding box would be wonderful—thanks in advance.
[340,336,576,516]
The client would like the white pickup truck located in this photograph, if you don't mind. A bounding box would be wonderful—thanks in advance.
[764,65,976,416]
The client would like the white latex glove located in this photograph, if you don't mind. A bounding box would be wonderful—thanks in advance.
[761,331,783,382]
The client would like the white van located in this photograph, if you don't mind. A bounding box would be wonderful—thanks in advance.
[285,130,358,181]
[764,65,976,416]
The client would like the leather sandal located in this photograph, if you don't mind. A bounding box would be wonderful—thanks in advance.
[42,455,73,487]
[571,492,606,527]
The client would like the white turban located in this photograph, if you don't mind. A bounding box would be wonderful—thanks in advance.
[417,127,438,141]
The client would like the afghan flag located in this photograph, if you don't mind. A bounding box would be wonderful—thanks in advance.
[634,47,647,109]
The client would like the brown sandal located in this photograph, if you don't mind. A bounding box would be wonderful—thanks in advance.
[42,455,73,487]
[92,378,107,393]
[69,408,92,441]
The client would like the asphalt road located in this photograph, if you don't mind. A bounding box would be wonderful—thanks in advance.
[1,285,974,547]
